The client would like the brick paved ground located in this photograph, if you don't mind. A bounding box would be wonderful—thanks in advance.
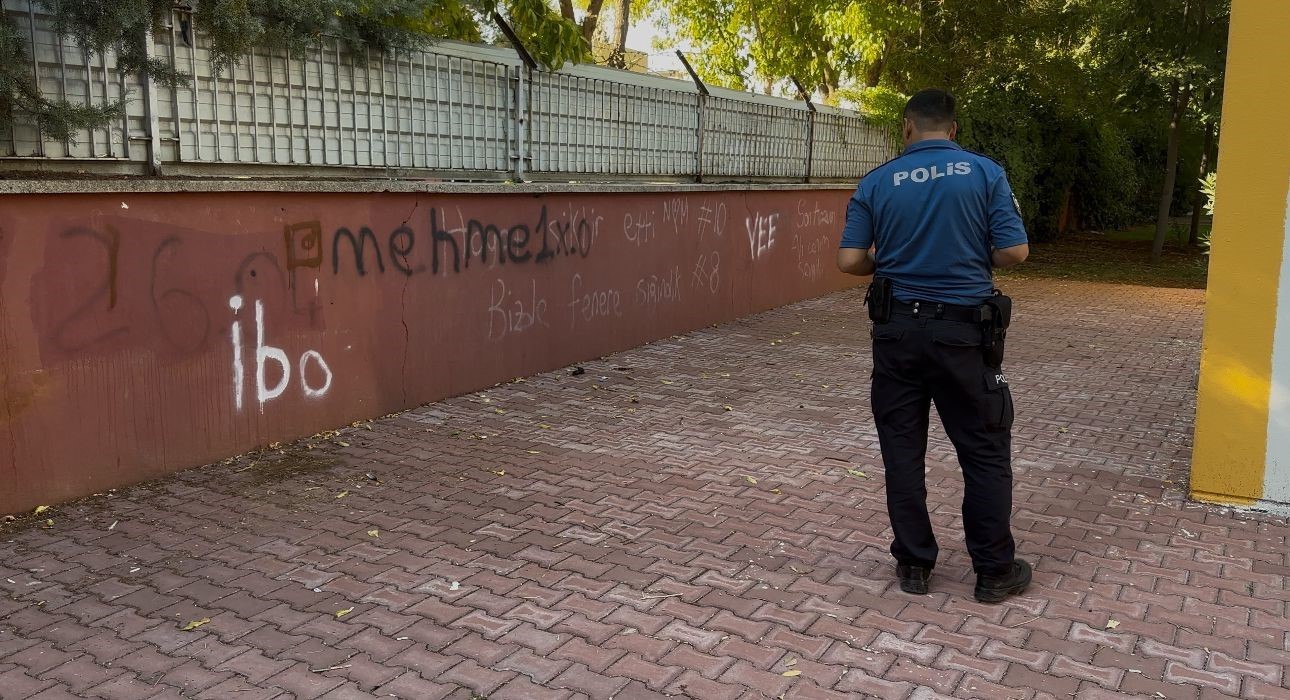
[2,278,1287,700]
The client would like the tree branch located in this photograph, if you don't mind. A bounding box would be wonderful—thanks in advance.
[581,0,606,43]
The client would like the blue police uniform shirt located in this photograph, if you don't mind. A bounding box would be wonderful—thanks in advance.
[839,139,1028,306]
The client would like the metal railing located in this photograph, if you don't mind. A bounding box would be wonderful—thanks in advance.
[1,1,895,182]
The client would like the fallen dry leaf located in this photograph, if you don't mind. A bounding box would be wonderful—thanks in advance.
[847,469,869,479]
[493,470,506,477]
[335,607,354,618]
[180,618,211,631]
[1106,619,1120,630]
[723,405,734,412]
[785,658,798,667]
[32,505,48,515]
[781,670,802,677]
[745,476,758,485]
[367,529,379,538]
[336,491,349,499]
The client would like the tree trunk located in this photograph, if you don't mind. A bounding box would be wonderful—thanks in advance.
[608,0,630,68]
[581,0,606,44]
[1152,82,1192,264]
[864,42,889,87]
[1189,120,1216,246]
[559,0,575,21]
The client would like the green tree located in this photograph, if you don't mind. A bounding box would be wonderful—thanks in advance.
[1,0,586,141]
[1090,0,1229,263]
[0,7,126,141]
[647,0,1228,245]
[645,0,915,98]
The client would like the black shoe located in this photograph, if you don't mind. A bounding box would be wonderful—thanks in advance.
[896,565,932,595]
[975,560,1032,603]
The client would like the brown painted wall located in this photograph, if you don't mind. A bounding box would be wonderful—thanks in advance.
[0,188,855,513]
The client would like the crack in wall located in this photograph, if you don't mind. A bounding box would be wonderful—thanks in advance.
[400,274,412,408]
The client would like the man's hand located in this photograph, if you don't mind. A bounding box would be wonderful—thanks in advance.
[992,243,1029,268]
[837,247,876,276]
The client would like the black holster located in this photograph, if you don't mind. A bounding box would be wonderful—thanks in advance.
[976,290,1012,367]
[866,276,893,324]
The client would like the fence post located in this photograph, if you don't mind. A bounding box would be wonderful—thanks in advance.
[493,13,537,182]
[143,26,164,175]
[24,1,45,156]
[515,67,532,181]
[791,77,816,183]
[675,51,708,183]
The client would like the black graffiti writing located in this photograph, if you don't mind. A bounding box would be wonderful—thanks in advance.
[431,205,602,275]
[333,227,387,276]
[291,205,603,279]
[389,226,416,276]
[151,236,211,353]
[49,226,213,354]
[49,225,129,352]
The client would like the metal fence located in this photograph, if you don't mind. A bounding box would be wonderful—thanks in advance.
[1,1,895,182]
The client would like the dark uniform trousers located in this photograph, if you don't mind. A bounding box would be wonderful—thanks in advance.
[871,310,1016,576]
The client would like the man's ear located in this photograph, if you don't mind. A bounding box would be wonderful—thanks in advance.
[948,120,959,139]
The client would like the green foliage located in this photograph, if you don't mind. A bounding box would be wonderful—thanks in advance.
[505,0,588,69]
[1,0,586,140]
[836,84,904,140]
[192,0,506,73]
[1200,172,1217,216]
[38,0,185,85]
[0,8,127,142]
[646,0,913,95]
[1074,123,1143,231]
[645,0,1229,243]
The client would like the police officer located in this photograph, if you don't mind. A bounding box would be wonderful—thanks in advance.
[836,89,1032,603]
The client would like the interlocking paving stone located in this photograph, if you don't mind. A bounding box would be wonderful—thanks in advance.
[2,279,1286,699]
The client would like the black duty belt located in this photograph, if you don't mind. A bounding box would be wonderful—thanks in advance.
[891,299,979,323]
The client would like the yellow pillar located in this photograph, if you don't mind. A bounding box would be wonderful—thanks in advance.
[1191,0,1290,509]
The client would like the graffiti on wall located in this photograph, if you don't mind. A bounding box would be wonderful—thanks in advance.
[25,193,847,419]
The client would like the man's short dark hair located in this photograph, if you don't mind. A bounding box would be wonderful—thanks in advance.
[904,89,956,131]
